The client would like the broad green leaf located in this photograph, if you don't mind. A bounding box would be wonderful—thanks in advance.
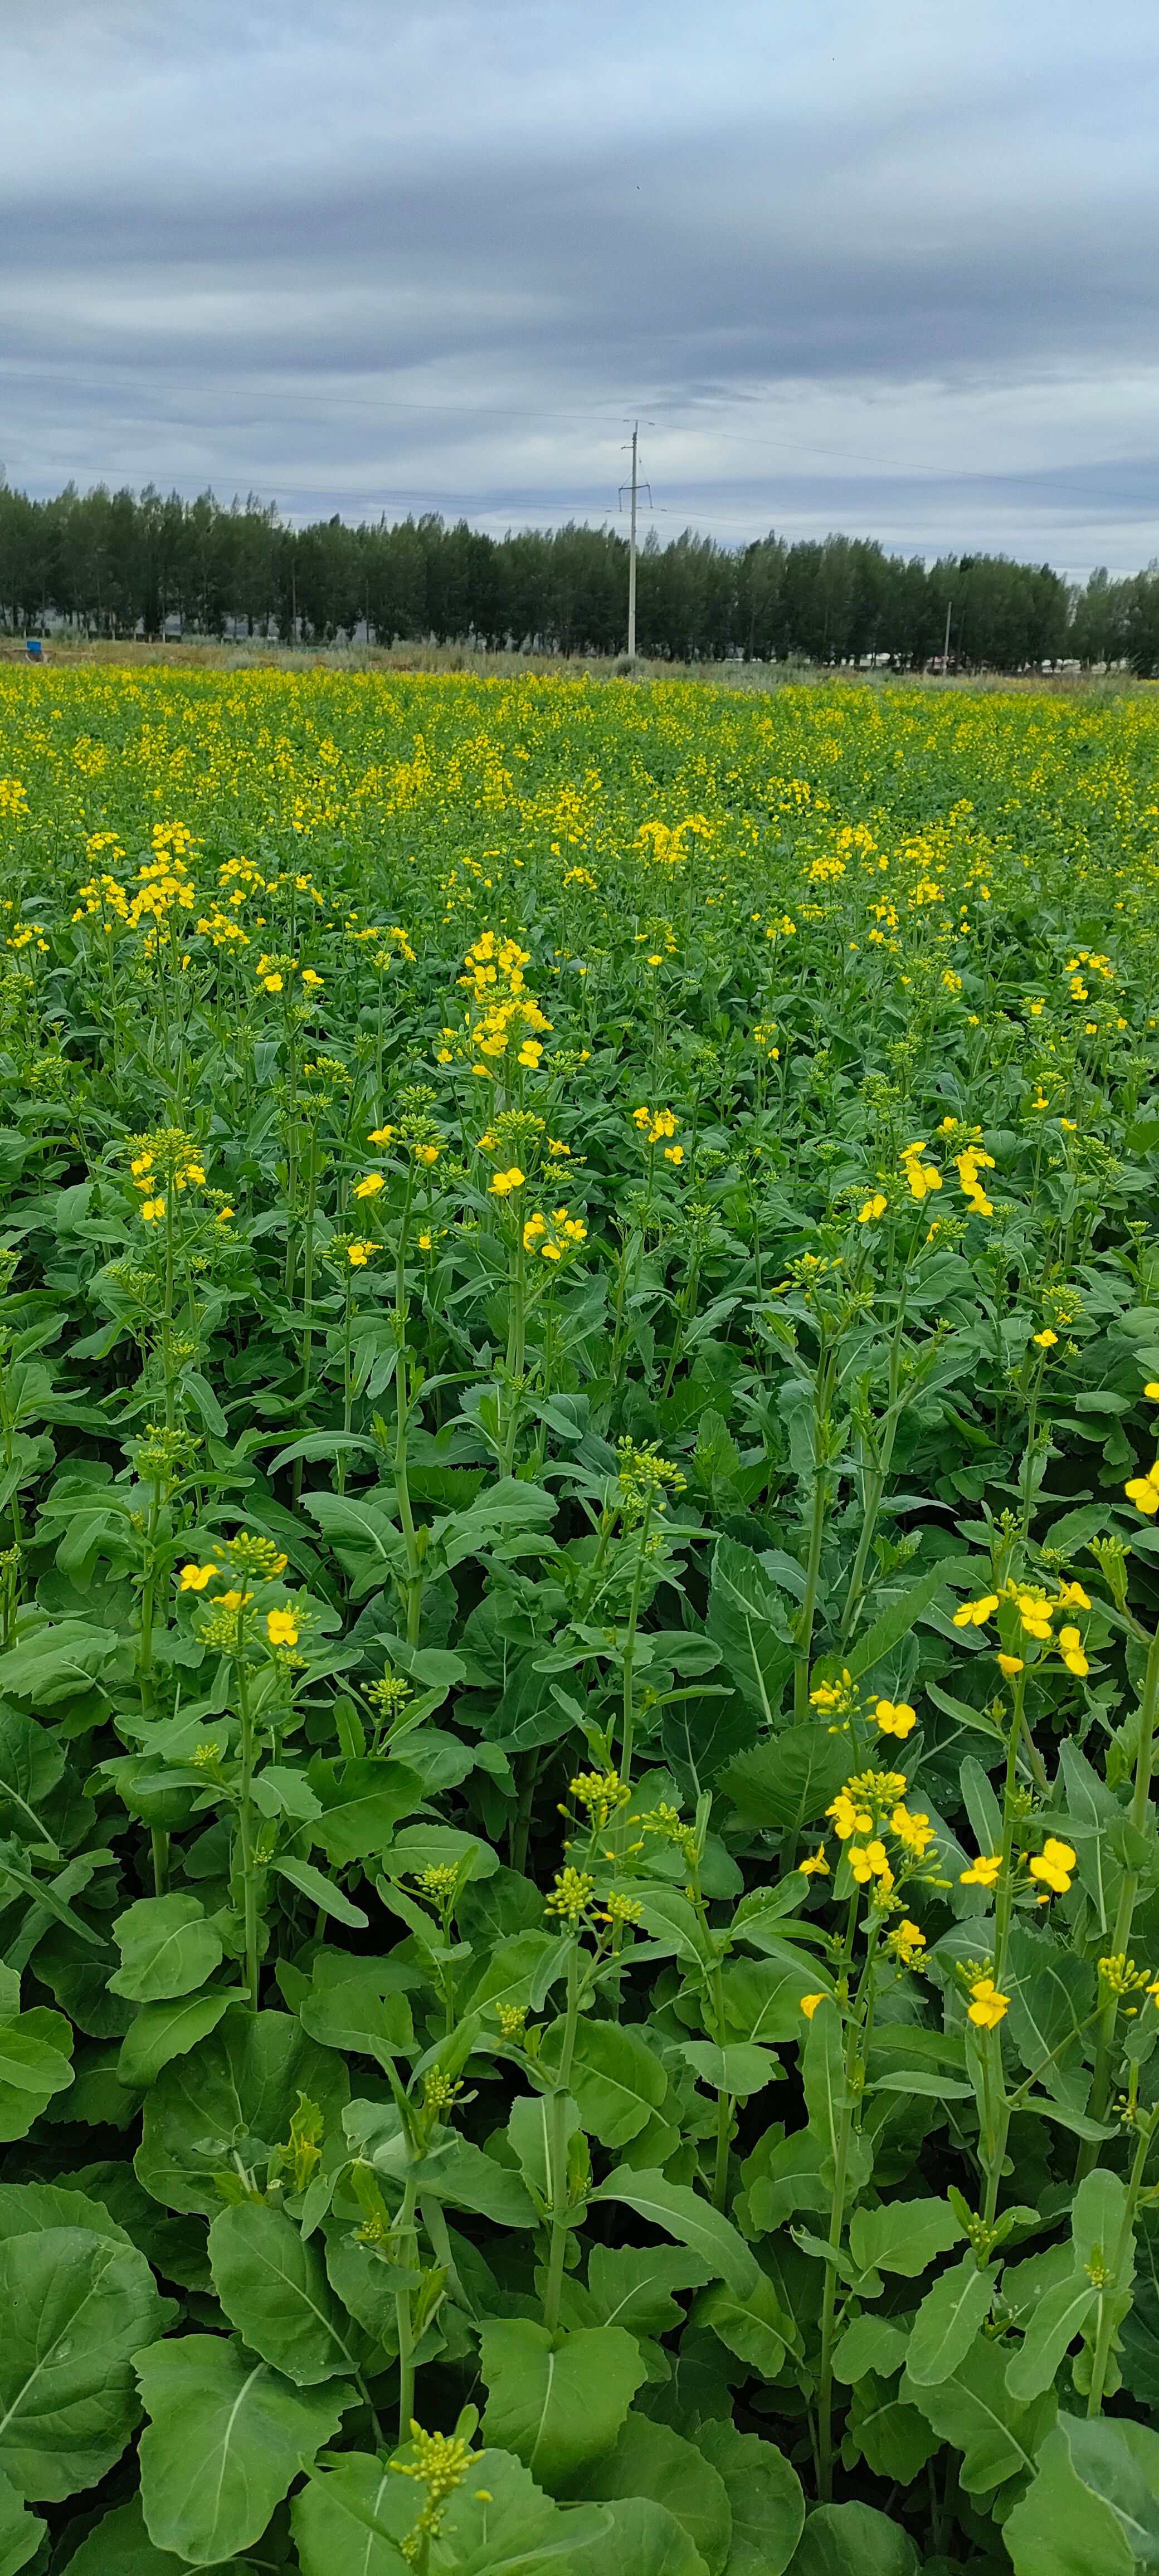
[408,2134,538,2229]
[707,1539,795,1724]
[306,1757,423,1867]
[1005,2271,1099,2402]
[681,2042,777,2098]
[508,2089,581,2209]
[692,2270,788,2377]
[720,1727,847,1832]
[292,2452,415,2574]
[905,2254,996,2386]
[0,2470,42,2576]
[0,2180,133,2249]
[573,2494,707,2574]
[479,2319,646,2490]
[109,1895,223,2002]
[590,2168,759,2297]
[538,2015,668,2147]
[432,2439,607,2572]
[1005,2414,1151,2575]
[382,1821,499,1882]
[116,1989,233,2089]
[135,2334,345,2565]
[136,2008,349,2215]
[1073,2165,1135,2290]
[565,2413,731,2576]
[844,1564,948,1681]
[789,2500,919,2575]
[697,2421,803,2576]
[298,1951,415,2063]
[586,2242,713,2335]
[272,1855,368,1928]
[208,2200,365,2383]
[720,1955,830,2042]
[1004,1928,1095,2109]
[59,2492,229,2574]
[847,2196,964,2280]
[0,2009,73,2139]
[832,2314,911,2384]
[0,1620,118,1705]
[0,2225,163,2501]
[902,2331,1055,2493]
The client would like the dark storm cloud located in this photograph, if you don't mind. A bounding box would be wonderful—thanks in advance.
[1,0,1157,570]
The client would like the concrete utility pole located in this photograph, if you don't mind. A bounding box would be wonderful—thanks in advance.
[943,598,952,671]
[627,421,639,660]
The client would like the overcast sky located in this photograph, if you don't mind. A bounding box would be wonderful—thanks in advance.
[1,0,1156,574]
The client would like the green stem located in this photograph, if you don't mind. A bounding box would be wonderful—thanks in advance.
[1082,1620,1159,2164]
[236,1644,260,2013]
[395,2171,418,2443]
[1087,2107,1158,2416]
[620,1493,655,1786]
[543,1944,581,2333]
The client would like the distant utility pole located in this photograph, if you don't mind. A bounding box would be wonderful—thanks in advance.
[943,599,952,671]
[619,423,651,661]
[627,422,639,659]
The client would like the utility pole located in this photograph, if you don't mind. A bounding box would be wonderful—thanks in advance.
[619,423,650,661]
[942,598,952,672]
[627,420,639,660]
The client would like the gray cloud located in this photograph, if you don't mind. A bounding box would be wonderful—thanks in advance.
[1,0,1156,572]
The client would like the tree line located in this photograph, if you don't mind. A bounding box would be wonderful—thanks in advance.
[1,477,1156,670]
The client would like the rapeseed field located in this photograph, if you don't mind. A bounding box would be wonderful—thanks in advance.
[0,666,1157,2573]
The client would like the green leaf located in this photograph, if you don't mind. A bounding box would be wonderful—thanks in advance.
[0,2224,163,2501]
[905,2253,996,2386]
[832,2315,911,2384]
[306,1757,423,1867]
[59,2492,227,2575]
[847,2196,964,2280]
[589,2168,759,2298]
[382,1822,499,1882]
[136,2007,349,2215]
[438,2440,607,2571]
[135,2333,345,2566]
[788,2501,919,2575]
[291,2451,410,2576]
[479,2320,646,2490]
[538,2016,668,2148]
[902,2331,1055,2493]
[1005,2271,1099,2403]
[692,2270,789,2377]
[298,1953,415,2064]
[0,2009,73,2138]
[707,1539,795,1724]
[1005,2413,1159,2575]
[585,2242,714,2335]
[697,2421,803,2576]
[116,1989,233,2089]
[0,1620,118,1705]
[0,2471,42,2576]
[720,1955,831,2041]
[208,2201,364,2384]
[720,1727,847,1832]
[1004,1929,1094,2108]
[109,1895,224,2003]
[801,1997,847,2170]
[681,2042,777,2099]
[565,2413,732,2576]
[573,2494,708,2574]
[844,1564,948,1681]
[409,2134,538,2229]
[271,1853,368,1928]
